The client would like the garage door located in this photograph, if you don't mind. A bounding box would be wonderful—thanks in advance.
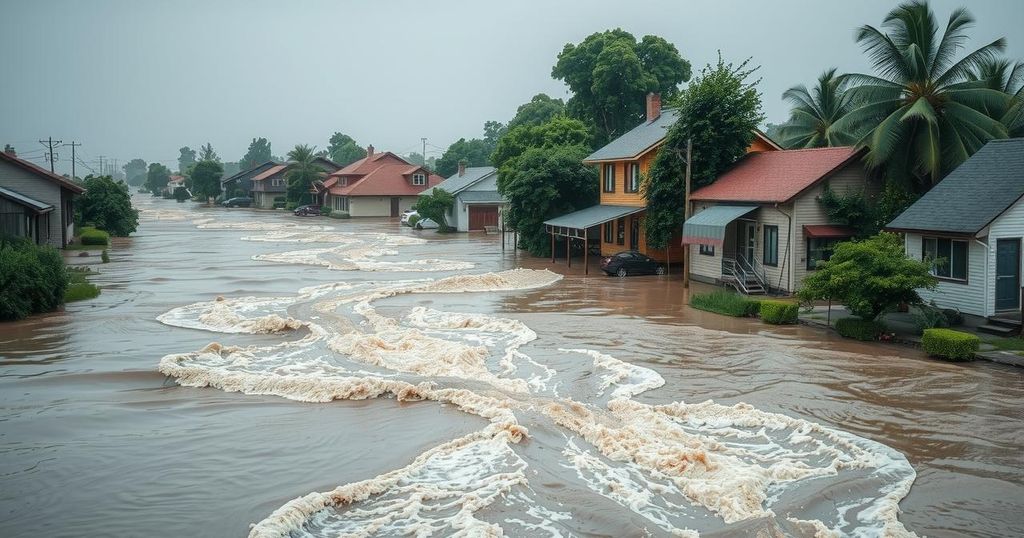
[468,205,499,231]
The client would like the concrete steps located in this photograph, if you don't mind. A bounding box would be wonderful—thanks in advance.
[978,315,1021,337]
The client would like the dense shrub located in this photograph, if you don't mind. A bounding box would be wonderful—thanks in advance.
[79,227,110,246]
[320,207,332,217]
[285,201,298,211]
[272,197,286,210]
[408,214,421,227]
[921,329,979,361]
[328,211,351,219]
[943,308,963,327]
[835,318,887,341]
[0,238,68,320]
[760,300,799,324]
[101,249,110,263]
[690,290,761,317]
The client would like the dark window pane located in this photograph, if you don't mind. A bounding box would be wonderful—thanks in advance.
[952,240,968,280]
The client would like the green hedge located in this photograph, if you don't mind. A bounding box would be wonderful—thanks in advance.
[320,207,332,216]
[690,290,761,317]
[328,211,351,219]
[0,238,68,320]
[80,227,110,246]
[921,328,979,361]
[835,318,887,341]
[760,300,798,324]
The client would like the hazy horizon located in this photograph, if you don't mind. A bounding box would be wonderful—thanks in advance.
[2,0,1022,176]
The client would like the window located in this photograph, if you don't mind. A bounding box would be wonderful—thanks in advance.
[616,218,625,245]
[626,163,640,193]
[412,173,426,186]
[604,222,613,243]
[763,225,778,266]
[923,236,968,281]
[332,196,349,212]
[807,238,841,270]
[603,164,615,193]
[699,244,715,256]
[629,216,639,249]
[271,177,283,187]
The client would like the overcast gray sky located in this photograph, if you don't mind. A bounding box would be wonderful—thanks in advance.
[2,0,1022,176]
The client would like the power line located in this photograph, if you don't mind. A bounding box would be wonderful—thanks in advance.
[63,141,81,179]
[38,136,62,173]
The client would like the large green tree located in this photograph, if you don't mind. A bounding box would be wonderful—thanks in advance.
[144,162,171,194]
[491,115,593,169]
[177,146,196,174]
[198,142,219,162]
[644,56,764,249]
[78,175,139,236]
[284,144,324,204]
[190,160,223,202]
[327,132,366,166]
[436,137,492,177]
[123,158,148,186]
[834,1,1009,192]
[552,29,691,145]
[240,137,273,170]
[778,68,855,148]
[416,188,455,232]
[507,94,566,130]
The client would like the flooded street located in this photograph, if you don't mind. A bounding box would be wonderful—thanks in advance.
[1,195,1022,537]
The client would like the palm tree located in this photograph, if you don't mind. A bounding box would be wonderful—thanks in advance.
[778,68,855,148]
[284,144,324,205]
[970,58,1024,137]
[834,1,1009,189]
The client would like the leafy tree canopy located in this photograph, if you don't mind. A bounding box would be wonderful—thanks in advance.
[199,142,219,163]
[416,188,455,232]
[507,94,566,130]
[644,55,764,249]
[78,175,139,236]
[436,137,492,177]
[240,137,273,170]
[552,29,691,146]
[797,233,936,320]
[123,158,147,186]
[327,132,367,166]
[491,116,593,170]
[190,160,224,202]
[497,142,598,257]
[144,162,172,193]
[177,146,196,175]
[284,144,324,204]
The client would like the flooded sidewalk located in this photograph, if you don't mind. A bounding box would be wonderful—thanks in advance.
[1,196,1021,537]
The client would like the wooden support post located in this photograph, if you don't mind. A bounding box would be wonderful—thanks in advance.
[584,234,589,275]
[550,231,555,263]
[567,237,571,268]
[682,138,693,289]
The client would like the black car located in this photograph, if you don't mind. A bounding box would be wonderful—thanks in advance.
[221,197,252,208]
[600,250,665,277]
[293,205,321,216]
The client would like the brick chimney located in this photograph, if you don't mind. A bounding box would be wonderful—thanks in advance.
[366,144,374,157]
[646,92,661,122]
[3,144,15,157]
[458,159,467,177]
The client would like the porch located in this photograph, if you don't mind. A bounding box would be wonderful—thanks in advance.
[683,205,771,295]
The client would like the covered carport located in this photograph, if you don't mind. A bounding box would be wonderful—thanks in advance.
[543,205,645,274]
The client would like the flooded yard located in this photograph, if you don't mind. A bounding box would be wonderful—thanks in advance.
[1,196,1021,537]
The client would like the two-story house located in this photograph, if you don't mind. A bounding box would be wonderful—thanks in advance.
[250,157,340,209]
[544,93,779,271]
[317,146,443,217]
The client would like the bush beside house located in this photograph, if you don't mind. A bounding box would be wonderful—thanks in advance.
[921,329,979,361]
[760,300,798,324]
[0,239,68,321]
[79,227,110,246]
[834,318,887,341]
[690,290,761,317]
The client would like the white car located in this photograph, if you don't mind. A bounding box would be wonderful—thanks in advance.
[415,217,439,229]
[400,209,418,226]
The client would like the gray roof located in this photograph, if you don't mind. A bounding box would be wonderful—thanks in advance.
[459,191,505,203]
[887,138,1024,235]
[584,109,679,162]
[543,204,644,230]
[422,166,497,196]
[221,161,277,185]
[0,186,53,213]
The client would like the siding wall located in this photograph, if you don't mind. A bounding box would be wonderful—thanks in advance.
[349,196,418,217]
[0,160,65,247]
[905,232,989,317]
[985,197,1024,316]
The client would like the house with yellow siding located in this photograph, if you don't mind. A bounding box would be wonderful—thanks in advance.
[544,93,779,268]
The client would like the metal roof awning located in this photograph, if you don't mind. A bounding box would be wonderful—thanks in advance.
[544,204,644,238]
[803,224,855,238]
[681,205,757,246]
[0,186,54,214]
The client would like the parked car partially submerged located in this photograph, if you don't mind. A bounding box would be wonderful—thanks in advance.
[221,197,252,208]
[600,250,665,277]
[400,209,418,226]
[293,205,321,216]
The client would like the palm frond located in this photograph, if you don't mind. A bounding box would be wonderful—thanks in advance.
[930,6,973,76]
[934,39,1008,87]
[854,25,910,81]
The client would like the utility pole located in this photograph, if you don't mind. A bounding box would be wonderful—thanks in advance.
[682,138,693,289]
[421,138,427,167]
[64,141,81,179]
[39,137,62,173]
[97,156,105,176]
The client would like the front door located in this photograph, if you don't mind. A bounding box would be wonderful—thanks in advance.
[629,216,639,250]
[735,221,755,262]
[995,238,1021,311]
[390,197,401,217]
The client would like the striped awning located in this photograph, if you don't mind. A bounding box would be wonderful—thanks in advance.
[681,205,757,246]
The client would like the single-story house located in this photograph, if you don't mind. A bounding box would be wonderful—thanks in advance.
[221,161,277,198]
[0,147,84,248]
[316,146,443,217]
[419,163,504,231]
[251,157,340,209]
[164,174,186,196]
[887,138,1024,320]
[682,146,875,295]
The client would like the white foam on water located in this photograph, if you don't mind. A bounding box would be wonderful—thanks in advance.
[157,296,305,334]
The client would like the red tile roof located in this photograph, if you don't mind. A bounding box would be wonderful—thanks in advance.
[329,164,442,196]
[329,152,408,178]
[690,147,862,203]
[0,151,85,193]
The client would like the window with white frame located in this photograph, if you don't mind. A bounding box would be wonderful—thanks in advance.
[699,244,715,256]
[332,196,349,212]
[271,177,283,187]
[923,236,968,281]
[412,173,426,186]
[626,162,640,193]
[603,164,615,193]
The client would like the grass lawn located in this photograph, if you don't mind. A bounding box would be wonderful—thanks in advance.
[980,336,1024,354]
[64,268,100,302]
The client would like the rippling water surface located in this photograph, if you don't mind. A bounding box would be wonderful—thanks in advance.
[1,196,1021,537]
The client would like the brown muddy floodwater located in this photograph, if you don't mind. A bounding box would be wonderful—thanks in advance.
[0,195,1021,538]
